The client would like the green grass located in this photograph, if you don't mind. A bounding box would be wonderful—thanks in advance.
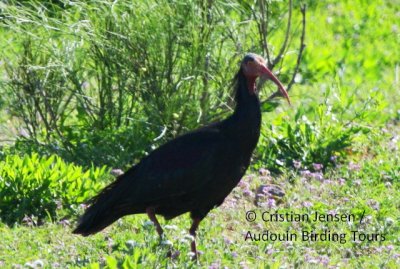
[0,124,398,268]
[0,0,399,268]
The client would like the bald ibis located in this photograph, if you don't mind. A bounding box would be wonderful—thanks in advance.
[73,53,290,258]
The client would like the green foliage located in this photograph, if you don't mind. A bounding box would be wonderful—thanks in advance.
[0,0,399,267]
[0,0,304,167]
[257,80,387,172]
[0,153,109,225]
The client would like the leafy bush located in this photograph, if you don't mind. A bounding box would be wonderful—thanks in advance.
[0,153,110,225]
[0,0,305,168]
[256,81,387,173]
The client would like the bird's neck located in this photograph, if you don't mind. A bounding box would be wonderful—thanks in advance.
[233,70,261,120]
[224,70,261,151]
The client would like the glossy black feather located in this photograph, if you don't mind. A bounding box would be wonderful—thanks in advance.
[73,69,261,236]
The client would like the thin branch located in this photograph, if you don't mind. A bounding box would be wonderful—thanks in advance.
[264,4,306,104]
[286,4,306,92]
[258,0,271,64]
[269,0,292,70]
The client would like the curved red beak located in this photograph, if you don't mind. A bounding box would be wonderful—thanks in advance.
[261,66,291,105]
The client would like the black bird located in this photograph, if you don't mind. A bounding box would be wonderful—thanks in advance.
[73,53,290,258]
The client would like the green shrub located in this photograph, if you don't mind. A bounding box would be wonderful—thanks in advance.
[0,153,110,225]
[0,0,305,168]
[256,81,387,173]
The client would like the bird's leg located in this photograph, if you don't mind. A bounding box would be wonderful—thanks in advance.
[146,207,163,237]
[189,217,201,260]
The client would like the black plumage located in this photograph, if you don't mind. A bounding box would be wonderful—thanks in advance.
[73,53,290,257]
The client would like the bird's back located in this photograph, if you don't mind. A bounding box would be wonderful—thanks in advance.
[74,116,258,236]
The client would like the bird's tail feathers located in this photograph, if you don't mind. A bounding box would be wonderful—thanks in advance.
[73,174,130,236]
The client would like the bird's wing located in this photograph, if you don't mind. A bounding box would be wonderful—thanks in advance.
[116,127,226,206]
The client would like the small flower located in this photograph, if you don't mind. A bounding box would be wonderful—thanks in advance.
[239,261,249,269]
[266,198,276,208]
[293,160,302,169]
[313,163,323,171]
[338,178,346,185]
[184,234,195,241]
[243,189,253,197]
[304,253,318,264]
[110,168,124,177]
[300,170,311,177]
[354,180,361,186]
[79,203,89,210]
[384,182,392,188]
[328,209,337,215]
[361,215,373,224]
[208,262,220,269]
[259,168,270,176]
[224,237,233,245]
[319,255,330,266]
[266,248,275,255]
[367,199,380,211]
[393,253,400,259]
[161,240,173,246]
[58,219,70,227]
[164,225,178,230]
[348,162,361,171]
[171,250,180,259]
[32,260,44,268]
[261,186,271,194]
[238,181,249,189]
[385,218,394,226]
[55,200,63,210]
[143,221,154,227]
[125,240,137,249]
[303,201,313,208]
[311,172,324,181]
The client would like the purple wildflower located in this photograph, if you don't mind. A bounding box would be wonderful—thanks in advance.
[328,209,337,215]
[266,198,276,209]
[224,237,233,245]
[303,201,313,208]
[259,168,270,176]
[304,253,318,264]
[238,181,249,189]
[348,162,361,171]
[262,186,271,194]
[243,189,253,197]
[319,255,330,266]
[239,261,249,269]
[208,262,220,269]
[387,245,394,252]
[313,163,323,171]
[171,250,180,259]
[267,248,275,255]
[311,172,324,181]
